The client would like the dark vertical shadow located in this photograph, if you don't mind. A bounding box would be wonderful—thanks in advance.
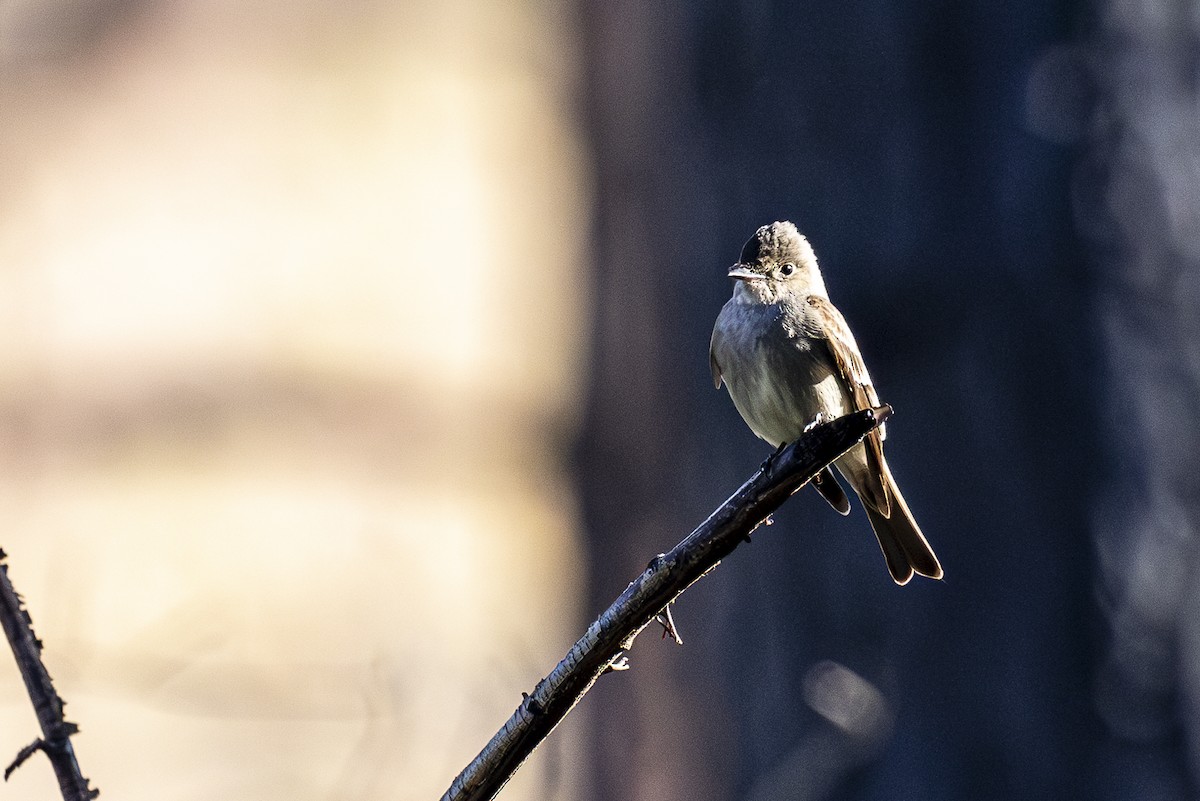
[574,1,1116,799]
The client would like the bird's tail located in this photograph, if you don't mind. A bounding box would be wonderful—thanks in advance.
[862,461,943,585]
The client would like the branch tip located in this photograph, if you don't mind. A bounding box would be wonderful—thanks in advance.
[4,739,44,780]
[441,407,888,801]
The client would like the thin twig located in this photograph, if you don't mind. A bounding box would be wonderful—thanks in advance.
[0,550,98,800]
[440,405,891,801]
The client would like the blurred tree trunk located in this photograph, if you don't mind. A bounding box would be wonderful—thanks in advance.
[1080,3,1200,798]
[576,1,1103,799]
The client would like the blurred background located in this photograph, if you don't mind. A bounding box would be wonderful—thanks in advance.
[0,1,1196,799]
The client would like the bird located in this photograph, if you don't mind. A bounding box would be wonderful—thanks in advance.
[709,221,942,584]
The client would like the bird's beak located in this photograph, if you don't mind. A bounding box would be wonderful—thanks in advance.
[727,265,760,281]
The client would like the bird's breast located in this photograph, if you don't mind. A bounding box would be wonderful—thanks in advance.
[713,299,852,446]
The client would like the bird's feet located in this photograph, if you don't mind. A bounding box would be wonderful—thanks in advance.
[760,441,787,471]
[802,411,834,433]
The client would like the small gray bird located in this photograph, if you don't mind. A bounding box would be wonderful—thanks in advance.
[709,221,942,584]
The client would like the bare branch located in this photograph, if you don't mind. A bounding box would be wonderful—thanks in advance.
[441,405,892,801]
[0,550,98,800]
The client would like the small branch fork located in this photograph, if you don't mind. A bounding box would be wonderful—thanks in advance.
[0,550,98,800]
[441,406,892,801]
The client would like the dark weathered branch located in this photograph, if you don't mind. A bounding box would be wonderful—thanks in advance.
[441,405,891,801]
[0,550,98,800]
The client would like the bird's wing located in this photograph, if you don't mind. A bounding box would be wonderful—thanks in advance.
[709,322,725,389]
[805,295,891,515]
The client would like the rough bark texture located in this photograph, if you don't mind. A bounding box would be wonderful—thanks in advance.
[0,551,98,801]
[444,408,888,801]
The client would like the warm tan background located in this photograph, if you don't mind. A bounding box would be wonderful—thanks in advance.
[6,2,1200,800]
[0,2,588,799]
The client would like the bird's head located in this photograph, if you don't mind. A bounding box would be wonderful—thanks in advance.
[728,221,827,303]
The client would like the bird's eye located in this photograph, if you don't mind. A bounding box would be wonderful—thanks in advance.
[780,263,796,276]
